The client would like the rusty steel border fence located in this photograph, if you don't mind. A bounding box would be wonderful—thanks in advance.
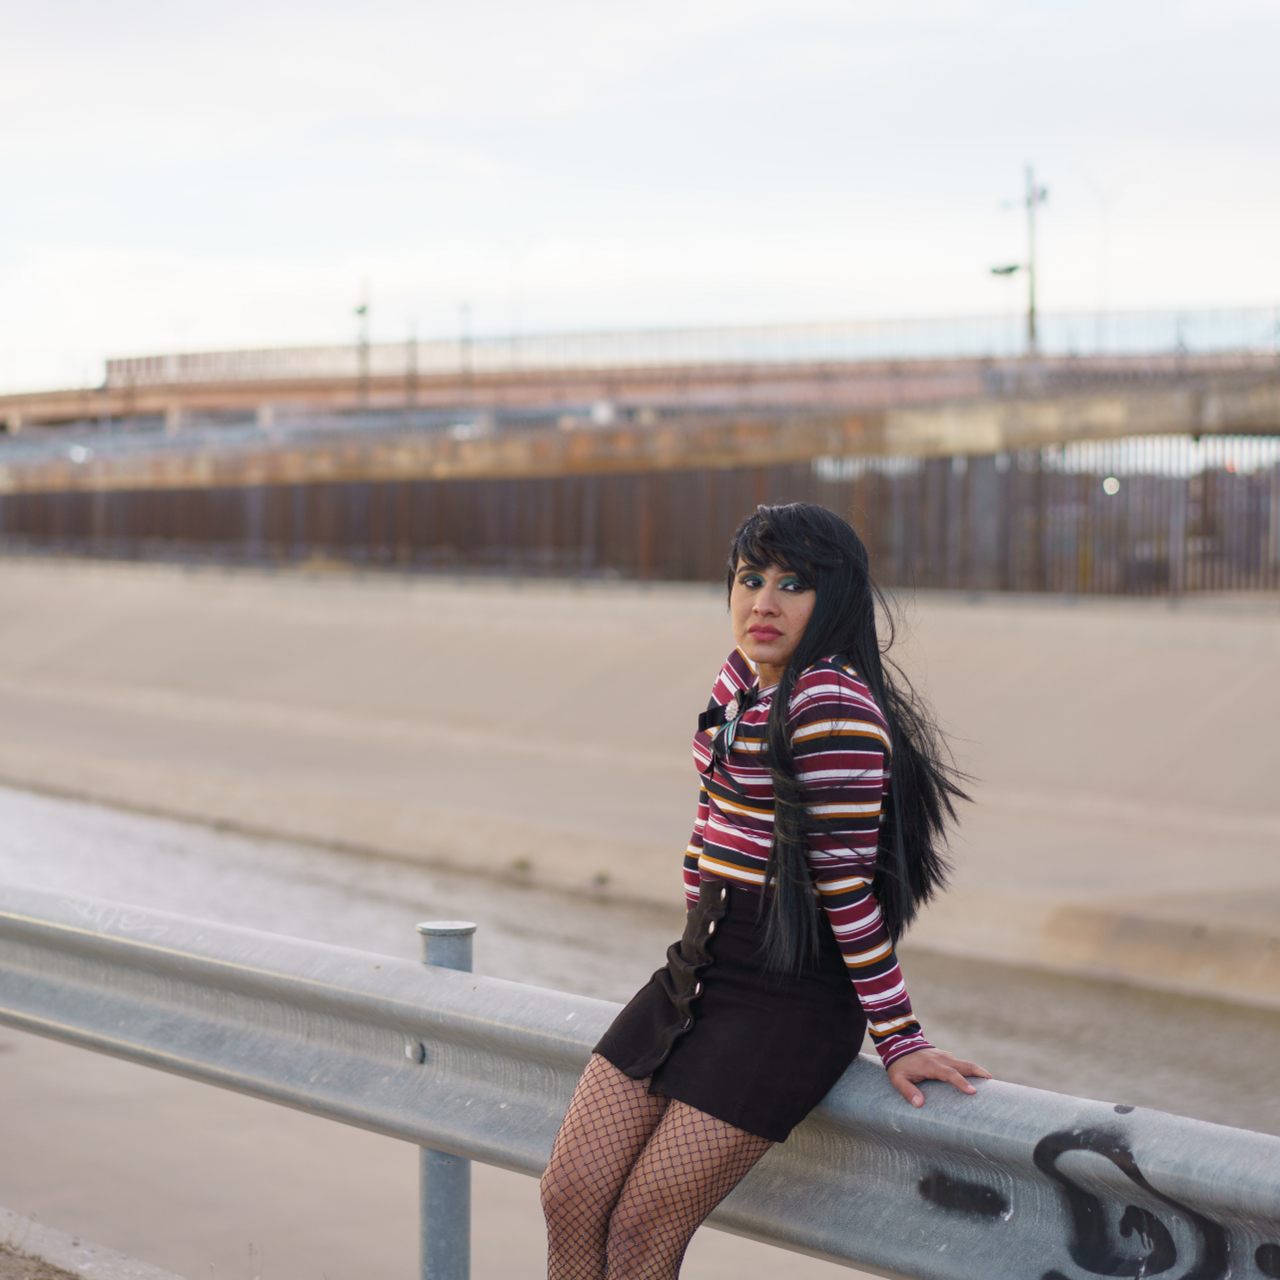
[2,434,1279,596]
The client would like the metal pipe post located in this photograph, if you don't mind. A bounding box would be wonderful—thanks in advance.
[416,920,477,1280]
[417,920,475,974]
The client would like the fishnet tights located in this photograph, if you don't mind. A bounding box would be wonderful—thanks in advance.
[541,1054,773,1279]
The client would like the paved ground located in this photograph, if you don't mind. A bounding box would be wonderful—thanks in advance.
[1,557,1277,1002]
[0,1199,182,1280]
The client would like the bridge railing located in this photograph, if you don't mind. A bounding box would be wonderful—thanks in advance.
[103,307,1280,388]
[1,883,1278,1280]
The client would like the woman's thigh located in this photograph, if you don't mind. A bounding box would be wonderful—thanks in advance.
[604,1100,772,1273]
[542,1054,670,1213]
[615,1099,772,1215]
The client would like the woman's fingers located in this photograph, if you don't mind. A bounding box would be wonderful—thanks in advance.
[936,1053,993,1080]
[940,1066,978,1094]
[908,1060,976,1095]
[886,1049,994,1107]
[890,1073,926,1108]
[953,1058,994,1080]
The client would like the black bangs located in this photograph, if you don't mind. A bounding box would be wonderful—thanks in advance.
[730,548,815,590]
[725,504,845,600]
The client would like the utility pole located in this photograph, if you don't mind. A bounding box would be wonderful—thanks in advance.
[990,165,1048,357]
[406,320,418,414]
[459,302,473,404]
[355,289,371,411]
[1024,164,1048,355]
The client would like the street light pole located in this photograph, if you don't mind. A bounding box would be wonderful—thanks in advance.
[1024,164,1048,355]
[990,166,1048,358]
[355,289,371,411]
[459,302,473,404]
[406,319,418,415]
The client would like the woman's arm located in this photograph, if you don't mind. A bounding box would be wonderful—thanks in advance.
[682,786,709,910]
[790,666,927,1061]
[791,665,990,1102]
[811,866,930,1063]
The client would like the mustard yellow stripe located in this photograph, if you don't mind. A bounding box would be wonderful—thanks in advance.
[793,721,892,748]
[697,853,766,883]
[869,1015,916,1035]
[712,794,774,819]
[843,940,894,968]
[816,876,871,894]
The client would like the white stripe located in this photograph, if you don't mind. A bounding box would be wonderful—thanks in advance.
[814,874,871,892]
[705,820,772,850]
[844,939,894,965]
[863,980,909,1008]
[806,801,882,817]
[793,718,891,742]
[869,1013,915,1034]
[796,767,886,782]
[829,914,885,939]
[698,855,766,884]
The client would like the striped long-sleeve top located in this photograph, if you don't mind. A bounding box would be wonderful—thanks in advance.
[685,648,932,1067]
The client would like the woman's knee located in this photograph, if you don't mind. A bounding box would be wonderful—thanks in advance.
[541,1151,614,1235]
[605,1196,682,1272]
[539,1156,580,1223]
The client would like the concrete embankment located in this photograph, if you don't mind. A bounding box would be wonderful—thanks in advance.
[1,1205,184,1279]
[0,556,1276,1006]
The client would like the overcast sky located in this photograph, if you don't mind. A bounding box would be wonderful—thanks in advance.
[2,0,1278,391]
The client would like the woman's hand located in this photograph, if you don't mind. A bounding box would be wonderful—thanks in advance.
[886,1048,992,1107]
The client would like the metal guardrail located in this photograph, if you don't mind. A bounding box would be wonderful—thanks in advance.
[1,883,1278,1280]
[103,307,1280,388]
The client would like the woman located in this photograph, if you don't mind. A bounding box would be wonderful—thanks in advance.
[540,502,990,1279]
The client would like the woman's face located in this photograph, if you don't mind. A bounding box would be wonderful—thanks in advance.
[730,559,816,682]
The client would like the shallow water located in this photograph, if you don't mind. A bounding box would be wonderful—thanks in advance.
[2,782,1277,1136]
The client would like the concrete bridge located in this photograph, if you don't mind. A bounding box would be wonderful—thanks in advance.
[0,352,1008,434]
[2,308,1277,439]
[1,357,1278,495]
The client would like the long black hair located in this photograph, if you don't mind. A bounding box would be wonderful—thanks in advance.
[726,502,967,973]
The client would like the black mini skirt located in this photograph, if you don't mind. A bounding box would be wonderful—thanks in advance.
[593,879,867,1143]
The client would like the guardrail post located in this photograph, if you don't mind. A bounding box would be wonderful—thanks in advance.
[416,921,477,1280]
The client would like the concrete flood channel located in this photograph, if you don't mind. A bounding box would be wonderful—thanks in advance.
[0,783,1278,1280]
[0,563,1278,1278]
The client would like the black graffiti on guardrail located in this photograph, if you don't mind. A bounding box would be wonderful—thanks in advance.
[1034,1125,1227,1280]
[916,1122,1280,1279]
[918,1170,1010,1219]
